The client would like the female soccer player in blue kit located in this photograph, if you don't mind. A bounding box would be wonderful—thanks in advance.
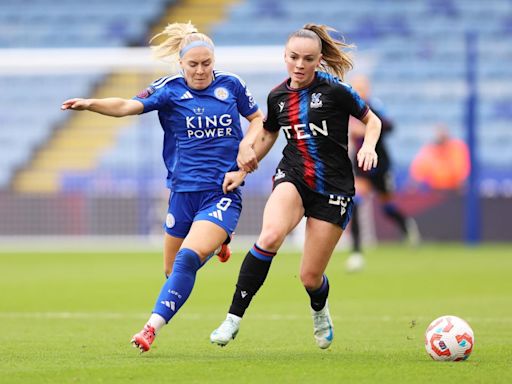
[210,24,382,349]
[61,22,263,353]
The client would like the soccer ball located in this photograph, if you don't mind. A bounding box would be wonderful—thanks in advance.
[424,315,474,361]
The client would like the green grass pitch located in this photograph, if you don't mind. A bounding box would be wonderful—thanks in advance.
[1,243,511,383]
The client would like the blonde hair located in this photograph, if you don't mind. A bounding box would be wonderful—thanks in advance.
[288,23,354,80]
[149,21,214,65]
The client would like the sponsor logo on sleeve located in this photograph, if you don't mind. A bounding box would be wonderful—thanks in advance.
[136,86,155,99]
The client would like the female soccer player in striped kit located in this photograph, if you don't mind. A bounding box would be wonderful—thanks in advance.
[61,22,264,353]
[210,23,381,349]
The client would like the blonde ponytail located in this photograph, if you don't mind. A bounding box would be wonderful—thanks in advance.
[149,21,214,65]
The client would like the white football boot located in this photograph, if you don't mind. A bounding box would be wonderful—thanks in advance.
[405,218,421,247]
[312,301,334,349]
[210,314,241,346]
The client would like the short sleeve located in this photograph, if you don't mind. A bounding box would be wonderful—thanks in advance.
[263,92,279,132]
[338,83,369,120]
[233,76,259,117]
[132,81,169,113]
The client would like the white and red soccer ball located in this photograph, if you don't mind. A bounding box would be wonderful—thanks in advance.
[425,315,474,361]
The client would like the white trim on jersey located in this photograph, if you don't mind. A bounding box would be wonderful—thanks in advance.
[152,73,183,89]
[214,70,247,87]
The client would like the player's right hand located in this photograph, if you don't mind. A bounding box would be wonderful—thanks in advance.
[61,98,89,111]
[237,144,258,173]
[357,145,378,171]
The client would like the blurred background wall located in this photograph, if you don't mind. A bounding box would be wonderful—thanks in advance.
[0,0,511,245]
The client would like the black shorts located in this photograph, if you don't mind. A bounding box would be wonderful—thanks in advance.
[356,170,395,194]
[273,170,354,230]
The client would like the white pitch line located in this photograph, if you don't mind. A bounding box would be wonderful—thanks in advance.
[0,312,511,323]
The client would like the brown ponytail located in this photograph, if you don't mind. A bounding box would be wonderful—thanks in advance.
[288,23,354,80]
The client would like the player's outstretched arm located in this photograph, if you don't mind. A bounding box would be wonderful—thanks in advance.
[61,98,144,118]
[357,109,382,171]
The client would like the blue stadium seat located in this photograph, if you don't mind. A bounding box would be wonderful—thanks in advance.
[1,0,510,191]
[0,0,173,188]
[210,0,512,187]
[0,74,101,187]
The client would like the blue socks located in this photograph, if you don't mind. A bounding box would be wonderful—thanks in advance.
[306,274,330,311]
[152,248,202,323]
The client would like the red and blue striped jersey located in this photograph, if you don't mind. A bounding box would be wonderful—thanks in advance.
[264,71,368,196]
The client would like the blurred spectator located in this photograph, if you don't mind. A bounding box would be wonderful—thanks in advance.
[346,74,420,273]
[410,124,470,190]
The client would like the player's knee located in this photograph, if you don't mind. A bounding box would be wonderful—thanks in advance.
[257,226,286,251]
[300,270,322,290]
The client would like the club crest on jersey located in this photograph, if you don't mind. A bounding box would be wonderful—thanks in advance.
[136,86,155,99]
[310,93,322,109]
[214,87,229,100]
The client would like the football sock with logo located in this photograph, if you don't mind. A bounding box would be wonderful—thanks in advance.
[306,275,330,311]
[152,248,202,323]
[382,203,407,234]
[164,251,214,279]
[228,243,275,318]
[350,203,362,253]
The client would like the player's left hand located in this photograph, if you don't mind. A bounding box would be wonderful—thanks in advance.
[222,170,247,194]
[357,146,378,171]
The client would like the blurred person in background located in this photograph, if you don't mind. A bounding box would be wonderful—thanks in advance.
[345,75,420,273]
[210,23,382,349]
[410,124,470,190]
[61,22,264,353]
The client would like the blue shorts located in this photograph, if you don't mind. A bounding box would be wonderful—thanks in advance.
[163,189,242,240]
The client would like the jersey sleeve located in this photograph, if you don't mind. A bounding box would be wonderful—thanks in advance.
[233,76,259,117]
[263,92,280,132]
[132,80,170,113]
[338,83,369,120]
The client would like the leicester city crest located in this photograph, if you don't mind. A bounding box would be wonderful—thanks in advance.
[214,87,229,100]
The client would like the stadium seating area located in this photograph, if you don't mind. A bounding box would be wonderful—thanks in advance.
[1,0,511,193]
[0,0,173,188]
[0,74,101,188]
[0,0,170,48]
[210,0,512,186]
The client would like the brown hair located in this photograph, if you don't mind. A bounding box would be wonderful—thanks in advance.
[287,23,354,80]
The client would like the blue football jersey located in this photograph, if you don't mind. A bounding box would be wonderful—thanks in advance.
[133,70,258,192]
